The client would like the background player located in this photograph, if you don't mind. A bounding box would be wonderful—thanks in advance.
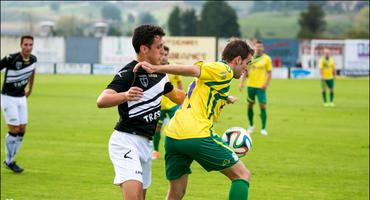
[1,35,37,173]
[152,45,183,160]
[96,25,185,200]
[134,39,254,200]
[319,48,336,107]
[239,40,272,136]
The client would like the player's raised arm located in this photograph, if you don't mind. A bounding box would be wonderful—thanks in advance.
[133,61,200,77]
[96,87,143,108]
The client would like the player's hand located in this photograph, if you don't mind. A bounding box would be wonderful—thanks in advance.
[261,84,268,91]
[238,83,244,92]
[227,95,237,104]
[25,91,32,98]
[133,61,156,73]
[124,87,143,101]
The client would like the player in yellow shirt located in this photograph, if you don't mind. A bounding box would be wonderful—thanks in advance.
[239,40,272,136]
[319,48,336,107]
[134,39,254,200]
[152,46,183,160]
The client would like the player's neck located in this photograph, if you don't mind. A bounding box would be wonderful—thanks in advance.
[20,52,30,60]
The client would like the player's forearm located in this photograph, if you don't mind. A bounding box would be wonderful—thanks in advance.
[264,72,272,87]
[158,64,200,77]
[97,92,127,108]
[28,71,35,92]
[166,88,186,105]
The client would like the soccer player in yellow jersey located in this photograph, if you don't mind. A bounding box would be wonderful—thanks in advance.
[319,48,336,107]
[152,46,183,160]
[134,39,254,200]
[239,40,272,136]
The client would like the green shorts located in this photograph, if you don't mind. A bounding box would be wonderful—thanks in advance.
[322,79,334,89]
[159,105,179,122]
[247,87,267,104]
[165,134,239,180]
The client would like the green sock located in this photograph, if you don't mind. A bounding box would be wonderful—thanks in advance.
[153,131,161,151]
[330,92,334,102]
[322,92,327,103]
[261,108,267,129]
[247,108,254,127]
[229,179,249,200]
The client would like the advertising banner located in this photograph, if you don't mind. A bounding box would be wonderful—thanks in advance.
[33,37,65,63]
[100,37,136,64]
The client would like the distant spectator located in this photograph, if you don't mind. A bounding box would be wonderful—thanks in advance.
[273,56,281,68]
[295,59,302,68]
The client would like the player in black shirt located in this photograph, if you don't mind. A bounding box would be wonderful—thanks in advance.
[97,25,185,200]
[1,35,37,173]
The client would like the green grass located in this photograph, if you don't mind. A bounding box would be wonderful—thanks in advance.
[1,75,369,200]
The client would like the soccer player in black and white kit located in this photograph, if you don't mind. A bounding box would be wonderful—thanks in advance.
[1,35,37,173]
[97,25,186,200]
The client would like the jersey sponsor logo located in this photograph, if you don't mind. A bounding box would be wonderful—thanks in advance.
[148,74,157,78]
[15,62,23,70]
[139,75,149,87]
[135,170,143,175]
[143,110,161,123]
[13,79,29,88]
[124,150,133,159]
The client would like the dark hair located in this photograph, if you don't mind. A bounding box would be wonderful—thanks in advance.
[20,35,34,45]
[255,40,263,44]
[222,39,254,62]
[164,45,169,52]
[132,25,165,54]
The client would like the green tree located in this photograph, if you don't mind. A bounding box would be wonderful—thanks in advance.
[55,16,84,36]
[297,3,326,38]
[139,13,157,25]
[199,1,240,37]
[101,4,122,22]
[168,6,182,36]
[182,9,198,36]
[346,6,369,38]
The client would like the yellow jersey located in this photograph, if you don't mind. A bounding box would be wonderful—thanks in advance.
[164,61,233,139]
[319,57,335,80]
[161,74,182,110]
[246,54,272,88]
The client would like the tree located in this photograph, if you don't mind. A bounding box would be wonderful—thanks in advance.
[55,16,84,36]
[297,3,326,38]
[101,4,122,22]
[168,6,182,36]
[182,9,198,36]
[346,6,369,38]
[199,1,240,37]
[139,13,157,25]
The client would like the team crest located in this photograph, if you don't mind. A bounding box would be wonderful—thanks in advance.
[15,62,23,69]
[139,75,149,87]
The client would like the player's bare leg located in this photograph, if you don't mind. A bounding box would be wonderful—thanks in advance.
[166,174,189,200]
[121,180,144,200]
[221,161,251,200]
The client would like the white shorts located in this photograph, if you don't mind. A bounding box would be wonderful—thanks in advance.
[0,94,28,126]
[109,130,153,189]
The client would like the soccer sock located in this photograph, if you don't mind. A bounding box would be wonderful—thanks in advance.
[13,132,25,160]
[261,108,267,129]
[229,179,249,200]
[153,131,161,151]
[322,92,327,103]
[5,132,18,164]
[247,108,254,127]
[330,92,334,102]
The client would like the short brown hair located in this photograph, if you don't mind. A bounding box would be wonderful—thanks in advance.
[20,35,34,45]
[132,25,165,54]
[222,39,254,62]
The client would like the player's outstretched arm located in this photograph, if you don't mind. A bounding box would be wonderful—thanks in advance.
[133,61,200,77]
[97,87,143,108]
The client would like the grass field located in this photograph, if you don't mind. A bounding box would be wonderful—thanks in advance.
[1,74,369,200]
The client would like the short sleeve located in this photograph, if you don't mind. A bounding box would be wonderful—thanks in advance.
[266,56,272,71]
[0,54,11,71]
[106,70,133,93]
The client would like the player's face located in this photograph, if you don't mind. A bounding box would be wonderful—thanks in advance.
[233,54,253,79]
[254,43,264,56]
[161,50,169,65]
[20,38,33,57]
[147,36,164,65]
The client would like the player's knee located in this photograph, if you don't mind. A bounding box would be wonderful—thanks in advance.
[9,126,20,133]
[236,167,251,181]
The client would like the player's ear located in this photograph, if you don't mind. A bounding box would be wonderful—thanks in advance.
[140,45,148,54]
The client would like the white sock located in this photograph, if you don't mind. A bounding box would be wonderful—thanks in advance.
[14,134,24,160]
[5,133,18,164]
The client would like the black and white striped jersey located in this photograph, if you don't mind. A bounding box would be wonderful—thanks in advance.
[0,52,37,97]
[107,60,174,139]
